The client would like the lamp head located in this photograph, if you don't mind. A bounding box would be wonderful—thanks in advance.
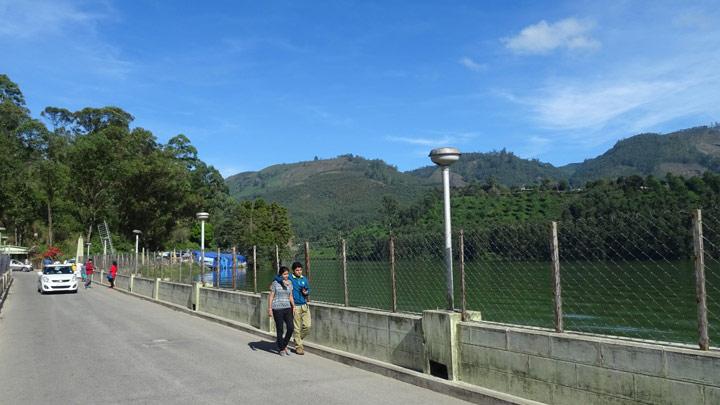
[429,147,461,167]
[196,212,209,220]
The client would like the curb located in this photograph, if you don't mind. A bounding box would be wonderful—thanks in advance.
[0,274,13,314]
[103,283,542,405]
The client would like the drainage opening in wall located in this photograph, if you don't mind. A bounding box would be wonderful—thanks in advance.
[429,360,449,380]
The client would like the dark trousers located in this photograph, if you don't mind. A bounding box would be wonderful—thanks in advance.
[108,277,115,288]
[85,274,92,287]
[272,307,294,350]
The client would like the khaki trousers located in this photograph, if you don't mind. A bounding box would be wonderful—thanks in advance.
[293,304,311,349]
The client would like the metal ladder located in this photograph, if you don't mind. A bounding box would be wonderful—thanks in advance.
[97,220,115,254]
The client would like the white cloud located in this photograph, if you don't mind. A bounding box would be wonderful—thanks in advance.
[502,54,720,144]
[388,136,451,147]
[387,132,476,147]
[0,0,107,39]
[459,57,487,72]
[503,18,600,54]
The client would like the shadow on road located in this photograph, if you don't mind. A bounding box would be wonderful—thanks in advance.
[248,340,278,354]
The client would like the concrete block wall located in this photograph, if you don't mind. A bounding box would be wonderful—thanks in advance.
[132,277,155,298]
[198,287,262,329]
[307,302,424,371]
[157,281,193,308]
[114,274,130,290]
[458,322,720,405]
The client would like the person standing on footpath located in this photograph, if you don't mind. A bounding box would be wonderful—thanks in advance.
[108,260,117,288]
[268,266,295,356]
[290,261,311,355]
[84,258,94,288]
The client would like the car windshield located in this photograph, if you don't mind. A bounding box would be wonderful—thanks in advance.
[43,267,73,275]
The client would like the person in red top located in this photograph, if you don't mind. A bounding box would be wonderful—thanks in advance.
[84,259,94,288]
[108,260,118,289]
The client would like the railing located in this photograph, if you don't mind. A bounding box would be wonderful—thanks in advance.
[93,208,718,350]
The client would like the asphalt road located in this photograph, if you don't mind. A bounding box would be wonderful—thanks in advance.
[0,272,469,404]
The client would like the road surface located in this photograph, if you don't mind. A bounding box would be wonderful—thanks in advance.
[0,272,469,404]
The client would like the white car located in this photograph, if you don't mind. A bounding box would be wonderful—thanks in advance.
[10,259,32,272]
[37,264,78,294]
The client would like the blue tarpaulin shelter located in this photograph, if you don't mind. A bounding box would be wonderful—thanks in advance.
[192,251,247,287]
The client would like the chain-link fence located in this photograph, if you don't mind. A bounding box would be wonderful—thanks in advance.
[94,208,718,349]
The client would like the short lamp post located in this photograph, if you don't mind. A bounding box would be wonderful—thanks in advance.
[196,212,209,285]
[429,147,461,310]
[133,230,142,275]
[0,226,5,246]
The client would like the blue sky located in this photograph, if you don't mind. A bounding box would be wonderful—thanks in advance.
[2,0,719,176]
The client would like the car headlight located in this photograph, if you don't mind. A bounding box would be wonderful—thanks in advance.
[42,276,49,282]
[72,275,77,281]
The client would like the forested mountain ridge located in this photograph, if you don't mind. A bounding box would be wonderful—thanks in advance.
[409,149,567,187]
[226,126,720,240]
[226,155,429,240]
[566,126,720,186]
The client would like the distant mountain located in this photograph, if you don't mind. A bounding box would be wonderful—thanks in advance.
[409,150,567,187]
[225,155,429,240]
[225,125,720,239]
[567,126,720,186]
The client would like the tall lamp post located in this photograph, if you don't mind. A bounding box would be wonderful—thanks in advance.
[85,242,91,258]
[196,212,209,285]
[133,230,142,275]
[429,147,461,310]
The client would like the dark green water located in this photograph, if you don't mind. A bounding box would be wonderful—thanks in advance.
[140,257,718,346]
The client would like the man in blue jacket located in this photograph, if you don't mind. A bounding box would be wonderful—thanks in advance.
[290,261,311,355]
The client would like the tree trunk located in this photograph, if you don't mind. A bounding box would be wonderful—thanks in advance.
[47,203,53,247]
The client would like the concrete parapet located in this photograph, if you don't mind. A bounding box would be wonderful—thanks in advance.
[115,274,130,291]
[157,281,193,309]
[192,282,200,311]
[423,310,461,380]
[259,292,273,333]
[458,321,720,404]
[197,287,261,328]
[132,277,155,298]
[307,302,425,372]
[153,278,160,300]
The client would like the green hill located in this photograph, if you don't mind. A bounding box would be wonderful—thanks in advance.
[567,126,720,186]
[409,149,566,187]
[225,125,720,240]
[225,154,429,240]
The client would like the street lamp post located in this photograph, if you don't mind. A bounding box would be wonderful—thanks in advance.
[85,242,91,258]
[0,227,5,246]
[133,230,142,275]
[429,147,461,310]
[196,212,209,285]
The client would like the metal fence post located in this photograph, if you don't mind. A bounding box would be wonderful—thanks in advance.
[179,251,183,284]
[304,241,311,284]
[232,246,237,290]
[390,235,397,313]
[275,245,280,273]
[342,239,349,307]
[460,229,466,322]
[216,247,221,288]
[253,245,257,293]
[692,209,710,350]
[551,221,564,333]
